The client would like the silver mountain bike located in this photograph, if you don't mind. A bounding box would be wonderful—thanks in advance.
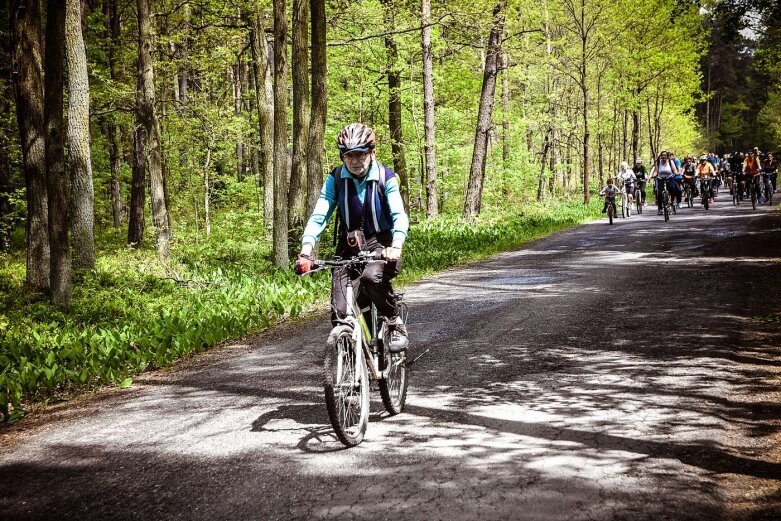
[306,251,409,447]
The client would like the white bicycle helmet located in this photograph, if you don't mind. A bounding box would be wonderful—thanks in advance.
[336,123,377,157]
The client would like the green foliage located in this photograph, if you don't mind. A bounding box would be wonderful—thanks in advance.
[0,197,598,423]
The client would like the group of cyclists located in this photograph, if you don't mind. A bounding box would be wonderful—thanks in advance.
[601,147,779,217]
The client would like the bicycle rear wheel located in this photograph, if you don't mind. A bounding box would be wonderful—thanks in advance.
[324,325,369,447]
[378,332,408,415]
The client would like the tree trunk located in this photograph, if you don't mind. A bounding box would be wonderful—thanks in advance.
[463,1,505,220]
[272,0,289,267]
[103,0,122,230]
[105,124,122,228]
[421,0,438,217]
[250,9,274,229]
[381,0,410,211]
[596,73,604,187]
[0,142,9,251]
[306,0,327,216]
[288,0,310,225]
[232,63,245,182]
[501,51,510,196]
[128,77,146,246]
[631,106,640,163]
[203,138,213,236]
[621,109,628,163]
[10,0,49,290]
[537,130,551,202]
[137,0,170,260]
[65,0,95,270]
[45,0,71,308]
[580,14,590,205]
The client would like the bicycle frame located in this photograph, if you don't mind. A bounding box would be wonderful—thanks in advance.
[341,274,398,383]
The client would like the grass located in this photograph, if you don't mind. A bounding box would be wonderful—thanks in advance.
[0,198,600,423]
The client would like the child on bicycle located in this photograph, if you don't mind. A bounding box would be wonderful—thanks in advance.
[294,123,410,352]
[600,178,619,214]
[617,162,637,205]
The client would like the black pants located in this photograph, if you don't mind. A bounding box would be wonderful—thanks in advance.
[331,233,401,325]
[683,178,697,198]
[655,178,681,209]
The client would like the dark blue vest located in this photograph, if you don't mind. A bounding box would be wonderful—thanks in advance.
[329,164,395,237]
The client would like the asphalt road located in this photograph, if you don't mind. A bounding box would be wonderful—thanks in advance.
[2,195,780,521]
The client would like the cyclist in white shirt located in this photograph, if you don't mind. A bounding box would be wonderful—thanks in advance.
[616,161,637,205]
[650,150,681,215]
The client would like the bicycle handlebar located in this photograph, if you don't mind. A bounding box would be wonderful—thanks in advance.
[305,250,387,275]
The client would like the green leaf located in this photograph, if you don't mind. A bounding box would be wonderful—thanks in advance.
[120,378,133,389]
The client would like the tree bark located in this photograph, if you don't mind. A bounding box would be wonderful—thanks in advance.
[381,0,409,211]
[0,141,9,251]
[580,0,591,205]
[421,0,438,217]
[128,99,146,246]
[288,0,309,225]
[65,0,95,270]
[631,105,640,163]
[102,0,122,230]
[0,13,10,252]
[306,0,327,216]
[272,0,289,267]
[10,0,49,290]
[137,0,170,261]
[501,51,510,193]
[250,8,274,229]
[231,63,245,182]
[45,0,71,308]
[463,1,505,220]
[537,130,551,202]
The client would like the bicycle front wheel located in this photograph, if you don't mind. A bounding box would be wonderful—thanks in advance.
[379,346,408,415]
[324,325,370,447]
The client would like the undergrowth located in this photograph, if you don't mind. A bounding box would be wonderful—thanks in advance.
[0,199,600,422]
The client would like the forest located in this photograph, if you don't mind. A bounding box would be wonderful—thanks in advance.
[0,0,778,421]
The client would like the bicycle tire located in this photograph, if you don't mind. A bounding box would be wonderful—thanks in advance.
[664,206,669,221]
[704,196,709,210]
[752,190,757,210]
[608,205,614,224]
[635,190,643,214]
[378,328,408,415]
[324,325,369,447]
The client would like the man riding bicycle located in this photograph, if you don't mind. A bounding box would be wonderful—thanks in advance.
[294,123,410,352]
[762,152,777,192]
[696,155,716,203]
